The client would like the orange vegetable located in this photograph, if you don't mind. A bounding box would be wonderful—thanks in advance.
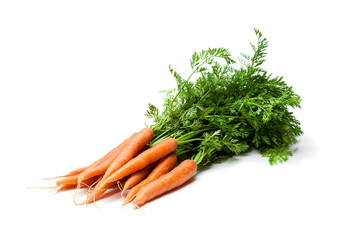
[86,138,177,204]
[32,174,103,192]
[56,173,103,187]
[121,163,155,197]
[76,135,130,185]
[123,153,177,206]
[101,128,154,181]
[132,159,197,206]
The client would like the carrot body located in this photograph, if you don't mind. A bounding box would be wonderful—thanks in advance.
[56,174,102,190]
[47,135,129,182]
[123,153,177,205]
[62,166,88,177]
[56,174,81,186]
[77,136,130,185]
[101,128,154,181]
[56,173,102,187]
[87,138,177,204]
[132,159,197,206]
[121,163,155,196]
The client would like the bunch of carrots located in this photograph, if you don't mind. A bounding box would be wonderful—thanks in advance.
[39,29,303,208]
[44,128,197,207]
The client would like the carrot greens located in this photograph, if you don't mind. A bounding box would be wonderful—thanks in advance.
[146,29,303,165]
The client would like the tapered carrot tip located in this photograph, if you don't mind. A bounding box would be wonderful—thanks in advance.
[122,194,137,206]
[122,153,177,206]
[132,160,197,207]
[86,192,98,204]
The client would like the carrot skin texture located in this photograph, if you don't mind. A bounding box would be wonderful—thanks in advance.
[77,135,131,184]
[76,134,136,182]
[122,163,155,193]
[87,138,177,204]
[48,140,124,182]
[123,153,177,205]
[106,138,177,182]
[132,159,197,206]
[56,174,81,186]
[102,128,154,180]
[56,174,102,190]
[56,173,102,187]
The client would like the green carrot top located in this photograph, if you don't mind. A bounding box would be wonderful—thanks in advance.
[146,28,303,165]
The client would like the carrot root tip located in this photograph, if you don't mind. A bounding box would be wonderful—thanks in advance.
[117,181,124,191]
[43,177,57,180]
[27,184,59,190]
[133,202,145,214]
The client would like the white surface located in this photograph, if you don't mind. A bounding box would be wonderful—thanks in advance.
[1,1,336,239]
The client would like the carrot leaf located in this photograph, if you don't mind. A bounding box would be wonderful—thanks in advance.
[146,28,303,165]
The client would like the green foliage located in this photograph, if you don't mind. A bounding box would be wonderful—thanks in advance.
[146,28,303,165]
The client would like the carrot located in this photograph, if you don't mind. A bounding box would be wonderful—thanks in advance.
[31,174,103,192]
[73,130,151,204]
[47,133,133,183]
[46,143,121,193]
[73,146,151,205]
[104,146,151,195]
[123,153,177,206]
[47,133,134,182]
[56,173,103,187]
[56,174,82,186]
[79,177,130,205]
[56,175,102,191]
[72,137,131,204]
[121,163,155,197]
[76,135,130,185]
[132,159,197,206]
[28,173,89,191]
[86,175,104,192]
[86,138,177,204]
[101,127,154,181]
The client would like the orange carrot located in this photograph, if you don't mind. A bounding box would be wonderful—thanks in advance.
[107,146,151,193]
[123,153,177,206]
[56,173,102,187]
[73,138,132,204]
[76,128,151,186]
[74,145,152,205]
[86,138,177,204]
[48,133,135,182]
[76,135,130,185]
[121,163,155,197]
[101,128,154,181]
[38,174,103,192]
[28,173,93,191]
[57,175,102,191]
[56,174,81,186]
[132,159,197,206]
[47,134,133,183]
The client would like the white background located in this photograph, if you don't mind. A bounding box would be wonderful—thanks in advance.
[1,0,336,239]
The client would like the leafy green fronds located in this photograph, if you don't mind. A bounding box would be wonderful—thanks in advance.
[146,29,302,165]
[190,47,235,72]
[145,103,159,121]
[251,28,269,68]
[260,145,294,165]
[169,64,185,90]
